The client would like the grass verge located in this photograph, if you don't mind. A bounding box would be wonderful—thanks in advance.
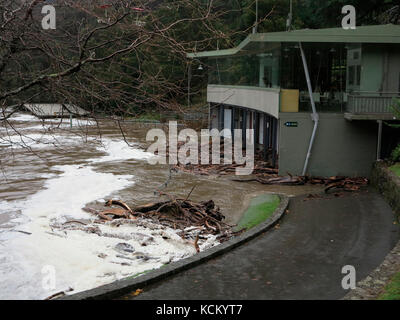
[378,271,400,300]
[235,194,280,231]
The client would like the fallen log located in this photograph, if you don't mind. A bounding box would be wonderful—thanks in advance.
[105,200,134,215]
[44,288,74,300]
[100,208,131,219]
[232,175,306,186]
[233,174,368,189]
[194,234,200,253]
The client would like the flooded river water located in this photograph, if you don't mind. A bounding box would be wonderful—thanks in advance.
[0,114,324,299]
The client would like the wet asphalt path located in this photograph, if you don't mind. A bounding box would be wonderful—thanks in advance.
[123,189,400,300]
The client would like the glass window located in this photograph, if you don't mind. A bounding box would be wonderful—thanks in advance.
[208,47,281,88]
[349,66,355,85]
[356,65,361,86]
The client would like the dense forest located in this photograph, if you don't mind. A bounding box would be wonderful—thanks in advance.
[0,0,399,119]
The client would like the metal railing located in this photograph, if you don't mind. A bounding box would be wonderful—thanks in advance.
[347,93,400,114]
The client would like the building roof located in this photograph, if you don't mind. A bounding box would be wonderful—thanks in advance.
[187,24,400,58]
[23,104,90,119]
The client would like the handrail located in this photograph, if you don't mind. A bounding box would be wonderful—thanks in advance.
[349,91,400,95]
[347,94,397,113]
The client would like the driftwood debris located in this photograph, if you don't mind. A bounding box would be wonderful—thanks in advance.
[233,175,306,186]
[323,177,368,193]
[101,197,228,234]
[162,140,368,191]
[155,139,276,176]
[84,193,240,248]
[174,145,277,176]
[233,175,368,191]
[44,287,74,300]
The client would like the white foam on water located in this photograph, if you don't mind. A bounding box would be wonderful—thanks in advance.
[3,113,96,134]
[0,133,92,149]
[0,132,152,163]
[8,113,38,122]
[24,165,134,220]
[0,126,216,300]
[91,139,154,163]
[0,164,203,299]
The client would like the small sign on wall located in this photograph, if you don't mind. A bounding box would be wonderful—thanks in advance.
[285,121,298,127]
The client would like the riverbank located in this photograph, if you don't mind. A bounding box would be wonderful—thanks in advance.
[2,113,306,299]
[62,194,288,300]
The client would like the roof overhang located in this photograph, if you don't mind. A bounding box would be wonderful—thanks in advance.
[187,24,400,59]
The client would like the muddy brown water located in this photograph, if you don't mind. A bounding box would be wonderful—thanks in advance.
[0,115,325,299]
[0,117,324,225]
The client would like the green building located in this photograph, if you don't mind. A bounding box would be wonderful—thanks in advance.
[187,24,400,177]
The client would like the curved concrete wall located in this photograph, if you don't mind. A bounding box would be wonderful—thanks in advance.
[207,85,280,119]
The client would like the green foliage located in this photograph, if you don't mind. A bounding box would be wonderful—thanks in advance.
[235,195,280,231]
[389,163,400,177]
[387,99,400,161]
[388,99,400,127]
[378,272,400,300]
[3,1,399,115]
[296,0,400,28]
[390,146,400,163]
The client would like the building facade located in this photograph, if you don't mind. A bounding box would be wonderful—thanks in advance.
[188,25,400,177]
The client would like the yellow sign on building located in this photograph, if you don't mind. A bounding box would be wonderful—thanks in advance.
[281,89,299,113]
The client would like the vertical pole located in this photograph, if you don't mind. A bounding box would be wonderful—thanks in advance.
[272,118,277,168]
[287,0,293,31]
[253,0,258,34]
[219,105,224,131]
[377,120,383,160]
[70,114,73,129]
[231,107,235,137]
[242,109,247,145]
[300,42,319,176]
[268,116,272,148]
[208,103,211,130]
[255,113,260,145]
[264,115,269,160]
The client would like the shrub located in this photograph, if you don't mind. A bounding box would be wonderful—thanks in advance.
[388,99,400,161]
[391,144,400,162]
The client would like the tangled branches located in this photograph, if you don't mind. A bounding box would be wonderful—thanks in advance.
[84,193,242,249]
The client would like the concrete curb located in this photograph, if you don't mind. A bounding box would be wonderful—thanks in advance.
[61,195,289,300]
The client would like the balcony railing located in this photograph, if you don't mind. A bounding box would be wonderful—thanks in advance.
[347,93,400,114]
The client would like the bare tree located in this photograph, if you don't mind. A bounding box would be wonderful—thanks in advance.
[0,1,255,121]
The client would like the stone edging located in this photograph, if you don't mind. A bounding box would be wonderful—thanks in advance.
[343,240,400,300]
[60,195,289,300]
[371,161,400,218]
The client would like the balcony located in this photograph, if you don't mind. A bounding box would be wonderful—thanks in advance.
[345,92,400,120]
